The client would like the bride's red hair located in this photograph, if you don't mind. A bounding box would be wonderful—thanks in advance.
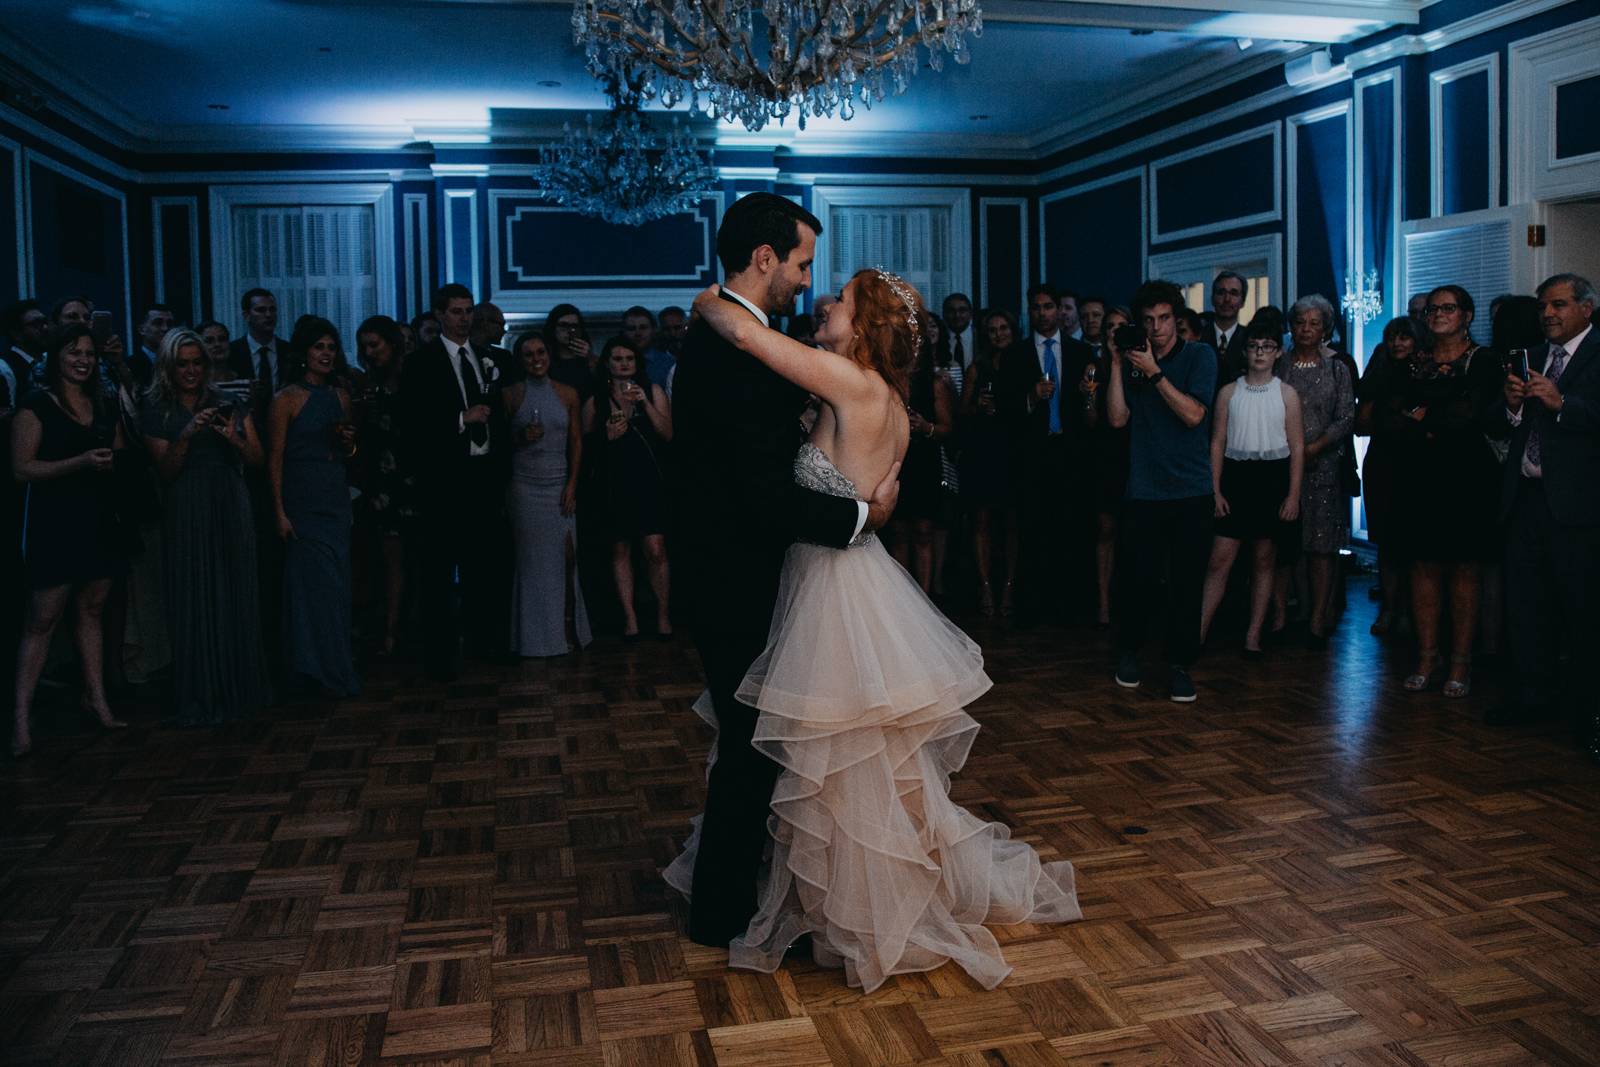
[841,269,924,398]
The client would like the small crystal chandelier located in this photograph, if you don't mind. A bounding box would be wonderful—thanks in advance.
[1342,269,1385,326]
[571,0,985,133]
[535,79,717,227]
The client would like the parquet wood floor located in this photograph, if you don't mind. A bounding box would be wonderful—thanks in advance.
[2,586,1598,1066]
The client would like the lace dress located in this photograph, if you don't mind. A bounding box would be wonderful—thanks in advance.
[665,443,1081,992]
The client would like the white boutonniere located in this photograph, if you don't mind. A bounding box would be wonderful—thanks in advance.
[481,356,500,384]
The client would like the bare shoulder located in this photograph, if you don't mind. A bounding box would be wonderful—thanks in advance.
[551,380,579,406]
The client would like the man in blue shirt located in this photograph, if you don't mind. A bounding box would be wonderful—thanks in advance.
[1106,279,1218,702]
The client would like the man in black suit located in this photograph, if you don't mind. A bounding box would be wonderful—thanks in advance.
[227,288,293,392]
[2,299,46,402]
[401,282,509,679]
[130,303,174,391]
[1004,282,1097,624]
[673,193,900,948]
[1202,270,1250,385]
[1486,273,1599,755]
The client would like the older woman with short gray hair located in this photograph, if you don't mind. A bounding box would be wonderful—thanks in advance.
[1275,294,1354,648]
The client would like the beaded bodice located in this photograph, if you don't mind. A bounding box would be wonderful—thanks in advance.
[795,443,874,547]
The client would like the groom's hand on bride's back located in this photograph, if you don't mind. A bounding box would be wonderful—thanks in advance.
[865,462,902,531]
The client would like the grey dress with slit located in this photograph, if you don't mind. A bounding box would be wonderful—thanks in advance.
[508,379,591,656]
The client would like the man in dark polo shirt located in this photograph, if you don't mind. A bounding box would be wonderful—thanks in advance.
[1106,279,1218,702]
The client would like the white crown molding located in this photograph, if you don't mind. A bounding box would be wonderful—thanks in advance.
[1344,0,1576,73]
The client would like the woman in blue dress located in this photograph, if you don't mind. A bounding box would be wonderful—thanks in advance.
[268,317,360,697]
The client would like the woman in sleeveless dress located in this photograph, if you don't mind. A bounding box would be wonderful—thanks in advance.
[504,332,590,657]
[666,270,1080,993]
[269,317,360,698]
[1199,320,1305,656]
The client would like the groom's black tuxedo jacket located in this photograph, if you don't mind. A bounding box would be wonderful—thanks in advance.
[673,293,860,631]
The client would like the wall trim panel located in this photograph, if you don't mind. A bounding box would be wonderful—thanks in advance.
[151,195,201,324]
[1429,53,1501,217]
[1149,121,1283,244]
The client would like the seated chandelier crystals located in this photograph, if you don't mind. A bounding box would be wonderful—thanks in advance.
[534,81,717,226]
[571,0,985,132]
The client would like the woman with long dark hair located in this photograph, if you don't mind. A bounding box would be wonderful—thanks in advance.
[9,325,127,757]
[269,317,359,696]
[888,316,955,594]
[504,331,591,656]
[543,302,596,401]
[581,337,673,639]
[959,308,1022,615]
[141,329,271,723]
[352,315,414,657]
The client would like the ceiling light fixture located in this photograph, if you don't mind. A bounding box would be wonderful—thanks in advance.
[571,0,985,132]
[535,77,717,227]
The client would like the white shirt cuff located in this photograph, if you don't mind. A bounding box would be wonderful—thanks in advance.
[1506,406,1522,427]
[852,500,869,540]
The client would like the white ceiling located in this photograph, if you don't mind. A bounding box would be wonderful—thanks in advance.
[0,0,1421,155]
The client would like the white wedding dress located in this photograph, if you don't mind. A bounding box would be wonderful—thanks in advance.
[665,443,1081,992]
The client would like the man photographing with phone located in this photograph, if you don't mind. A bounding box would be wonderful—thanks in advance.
[1106,279,1218,703]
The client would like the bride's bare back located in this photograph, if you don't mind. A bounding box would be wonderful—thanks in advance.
[808,382,908,500]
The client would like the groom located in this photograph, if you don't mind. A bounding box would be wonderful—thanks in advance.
[674,193,900,947]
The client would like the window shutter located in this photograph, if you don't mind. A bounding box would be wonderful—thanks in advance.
[230,203,379,351]
[1403,220,1512,345]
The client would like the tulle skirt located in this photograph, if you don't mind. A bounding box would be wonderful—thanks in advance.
[665,538,1081,992]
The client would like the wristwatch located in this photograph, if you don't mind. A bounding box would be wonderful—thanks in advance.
[1148,370,1166,386]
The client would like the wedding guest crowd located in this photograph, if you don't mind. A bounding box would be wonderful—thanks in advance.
[1,262,1594,764]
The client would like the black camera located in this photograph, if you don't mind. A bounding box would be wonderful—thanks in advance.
[1113,323,1150,379]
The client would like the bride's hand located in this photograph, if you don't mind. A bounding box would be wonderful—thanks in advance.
[864,461,902,532]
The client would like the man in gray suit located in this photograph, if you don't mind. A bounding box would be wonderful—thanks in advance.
[1486,273,1598,757]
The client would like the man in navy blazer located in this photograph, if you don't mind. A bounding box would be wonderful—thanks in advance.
[1485,273,1599,755]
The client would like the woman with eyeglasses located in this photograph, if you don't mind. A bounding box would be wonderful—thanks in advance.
[1200,320,1305,655]
[1274,295,1355,648]
[1390,286,1501,697]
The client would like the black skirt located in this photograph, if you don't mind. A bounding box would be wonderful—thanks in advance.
[1215,457,1299,550]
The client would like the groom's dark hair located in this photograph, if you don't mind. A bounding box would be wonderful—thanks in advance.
[717,193,822,276]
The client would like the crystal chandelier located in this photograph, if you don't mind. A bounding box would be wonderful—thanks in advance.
[1341,269,1384,326]
[534,80,717,227]
[571,0,985,132]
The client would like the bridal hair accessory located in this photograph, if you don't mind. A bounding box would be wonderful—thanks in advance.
[873,266,922,351]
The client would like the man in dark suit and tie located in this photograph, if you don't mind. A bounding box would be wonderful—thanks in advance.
[1486,273,1599,757]
[1003,283,1097,624]
[227,288,293,394]
[673,193,900,947]
[401,282,509,679]
[1202,270,1250,386]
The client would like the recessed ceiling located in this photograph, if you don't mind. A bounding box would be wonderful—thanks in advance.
[0,0,1418,154]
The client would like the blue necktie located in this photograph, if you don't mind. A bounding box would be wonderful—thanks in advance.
[1043,338,1061,434]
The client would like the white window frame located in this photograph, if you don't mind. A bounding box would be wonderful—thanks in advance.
[1146,233,1284,313]
[809,185,971,306]
[209,183,396,337]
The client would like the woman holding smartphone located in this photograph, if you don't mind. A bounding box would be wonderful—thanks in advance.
[581,337,672,640]
[141,329,271,724]
[10,325,127,757]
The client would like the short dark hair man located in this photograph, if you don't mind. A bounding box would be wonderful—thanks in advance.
[402,281,510,679]
[1489,272,1599,756]
[622,305,674,389]
[130,302,175,390]
[1006,282,1098,624]
[672,190,898,947]
[1204,271,1250,382]
[1106,279,1218,702]
[1079,296,1107,348]
[942,292,975,367]
[227,288,291,390]
[2,299,46,403]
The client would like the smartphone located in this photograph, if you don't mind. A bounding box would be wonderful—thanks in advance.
[90,310,114,346]
[1506,348,1530,381]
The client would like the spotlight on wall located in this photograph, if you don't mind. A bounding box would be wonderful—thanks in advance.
[1285,48,1334,87]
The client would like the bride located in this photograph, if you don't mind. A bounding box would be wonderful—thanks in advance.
[666,269,1081,993]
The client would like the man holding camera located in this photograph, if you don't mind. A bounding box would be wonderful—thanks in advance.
[1107,280,1218,702]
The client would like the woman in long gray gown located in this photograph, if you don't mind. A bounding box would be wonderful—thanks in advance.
[503,332,590,656]
[269,317,360,697]
[142,329,273,723]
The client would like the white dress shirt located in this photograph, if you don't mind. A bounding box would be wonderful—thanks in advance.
[1509,322,1591,477]
[245,334,282,383]
[443,336,491,457]
[951,324,976,369]
[1215,322,1239,351]
[721,285,868,539]
[1030,329,1066,433]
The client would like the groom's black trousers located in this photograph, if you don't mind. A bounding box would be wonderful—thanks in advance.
[684,590,784,948]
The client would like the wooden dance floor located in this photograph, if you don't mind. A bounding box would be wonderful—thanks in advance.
[3,593,1598,1065]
